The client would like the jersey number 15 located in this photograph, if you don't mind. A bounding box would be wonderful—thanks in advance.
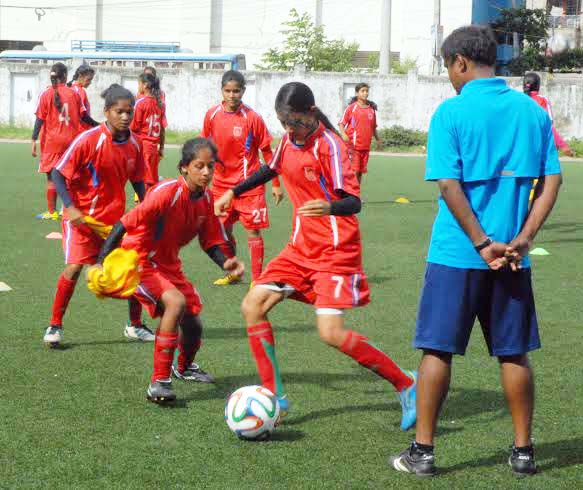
[146,114,161,138]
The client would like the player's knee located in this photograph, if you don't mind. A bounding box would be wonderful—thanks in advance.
[241,292,261,319]
[317,325,344,347]
[165,290,186,316]
[63,264,83,281]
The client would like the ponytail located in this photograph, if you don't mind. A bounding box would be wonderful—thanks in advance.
[50,62,67,113]
[523,72,541,95]
[314,107,339,135]
[138,73,163,108]
[67,63,95,87]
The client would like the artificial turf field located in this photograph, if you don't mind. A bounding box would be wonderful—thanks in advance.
[1,143,582,488]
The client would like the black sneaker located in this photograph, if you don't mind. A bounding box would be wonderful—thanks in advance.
[388,444,436,477]
[171,362,215,383]
[509,444,536,477]
[146,379,176,405]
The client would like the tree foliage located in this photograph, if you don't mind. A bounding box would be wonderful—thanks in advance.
[490,7,548,51]
[256,9,358,72]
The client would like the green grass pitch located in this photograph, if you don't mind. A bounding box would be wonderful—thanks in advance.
[0,143,581,488]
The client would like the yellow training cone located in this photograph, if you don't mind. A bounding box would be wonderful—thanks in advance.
[395,197,411,204]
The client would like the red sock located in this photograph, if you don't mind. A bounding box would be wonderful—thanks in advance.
[247,322,284,397]
[340,330,413,392]
[177,337,202,372]
[128,297,143,326]
[50,274,77,326]
[46,183,57,214]
[248,236,264,281]
[152,329,178,382]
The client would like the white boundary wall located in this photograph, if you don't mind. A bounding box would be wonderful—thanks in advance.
[1,63,582,138]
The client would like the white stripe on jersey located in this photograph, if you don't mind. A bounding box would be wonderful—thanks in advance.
[329,215,339,248]
[152,179,178,193]
[322,130,343,190]
[292,215,301,245]
[209,105,222,121]
[55,125,102,171]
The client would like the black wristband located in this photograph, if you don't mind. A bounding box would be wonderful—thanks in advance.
[474,237,493,252]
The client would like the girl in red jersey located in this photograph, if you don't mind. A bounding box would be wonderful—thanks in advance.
[31,63,98,221]
[215,82,417,431]
[43,84,146,347]
[93,138,244,403]
[131,72,166,188]
[339,83,381,185]
[523,72,573,156]
[201,70,283,286]
[67,64,96,131]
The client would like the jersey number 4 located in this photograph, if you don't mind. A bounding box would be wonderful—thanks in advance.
[58,103,70,126]
[146,114,161,138]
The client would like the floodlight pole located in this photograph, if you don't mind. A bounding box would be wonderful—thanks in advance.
[431,0,442,75]
[379,0,392,75]
[96,0,103,41]
[511,0,520,58]
[315,0,323,27]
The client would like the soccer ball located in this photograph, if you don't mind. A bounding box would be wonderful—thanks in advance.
[225,385,280,440]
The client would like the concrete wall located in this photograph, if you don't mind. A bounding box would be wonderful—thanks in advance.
[2,62,582,138]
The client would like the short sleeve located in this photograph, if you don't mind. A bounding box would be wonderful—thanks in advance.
[339,104,352,126]
[320,131,359,197]
[200,110,212,138]
[54,134,93,180]
[130,140,145,182]
[425,104,462,181]
[75,90,87,117]
[198,193,230,251]
[35,90,49,120]
[268,135,288,174]
[372,109,377,129]
[253,113,273,150]
[541,117,561,176]
[121,183,172,231]
[130,102,144,133]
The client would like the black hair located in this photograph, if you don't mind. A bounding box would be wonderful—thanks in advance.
[100,83,135,110]
[275,82,338,134]
[349,83,378,111]
[139,72,163,108]
[523,72,541,94]
[143,66,157,77]
[441,25,497,67]
[221,69,246,89]
[66,64,95,87]
[178,138,220,175]
[50,62,68,113]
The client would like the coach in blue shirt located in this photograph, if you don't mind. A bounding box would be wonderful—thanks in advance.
[389,26,561,478]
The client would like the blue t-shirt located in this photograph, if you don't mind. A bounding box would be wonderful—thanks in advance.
[426,78,561,269]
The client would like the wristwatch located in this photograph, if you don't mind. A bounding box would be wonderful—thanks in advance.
[474,237,493,252]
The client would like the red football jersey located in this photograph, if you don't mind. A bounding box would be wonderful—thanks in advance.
[529,91,569,151]
[137,90,167,127]
[121,177,229,274]
[35,84,86,154]
[131,95,167,145]
[339,102,377,150]
[55,123,144,225]
[201,103,273,196]
[269,123,362,272]
[71,82,92,130]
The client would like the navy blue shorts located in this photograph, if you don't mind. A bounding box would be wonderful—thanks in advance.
[414,263,540,356]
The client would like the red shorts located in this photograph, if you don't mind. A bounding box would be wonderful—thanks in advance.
[212,190,269,230]
[61,220,104,265]
[38,152,64,174]
[133,265,203,319]
[255,253,370,309]
[142,142,161,185]
[349,149,370,174]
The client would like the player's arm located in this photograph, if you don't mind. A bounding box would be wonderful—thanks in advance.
[260,144,284,204]
[96,221,126,264]
[214,165,278,216]
[51,167,84,225]
[31,117,44,156]
[131,181,146,202]
[297,190,360,217]
[158,126,166,157]
[338,122,350,144]
[81,113,99,127]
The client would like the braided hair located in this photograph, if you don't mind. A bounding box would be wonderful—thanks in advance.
[50,62,67,112]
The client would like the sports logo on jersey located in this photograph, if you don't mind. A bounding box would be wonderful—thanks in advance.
[233,126,243,137]
[304,166,317,182]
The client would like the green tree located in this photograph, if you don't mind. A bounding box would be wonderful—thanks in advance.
[489,7,548,51]
[256,9,358,72]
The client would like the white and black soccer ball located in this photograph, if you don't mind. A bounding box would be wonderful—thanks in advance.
[225,385,280,440]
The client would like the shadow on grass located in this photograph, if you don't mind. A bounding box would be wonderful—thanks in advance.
[182,370,374,404]
[362,199,436,206]
[47,339,137,350]
[541,221,582,233]
[366,274,394,285]
[439,437,583,474]
[538,237,583,245]
[255,429,305,443]
[203,323,314,340]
